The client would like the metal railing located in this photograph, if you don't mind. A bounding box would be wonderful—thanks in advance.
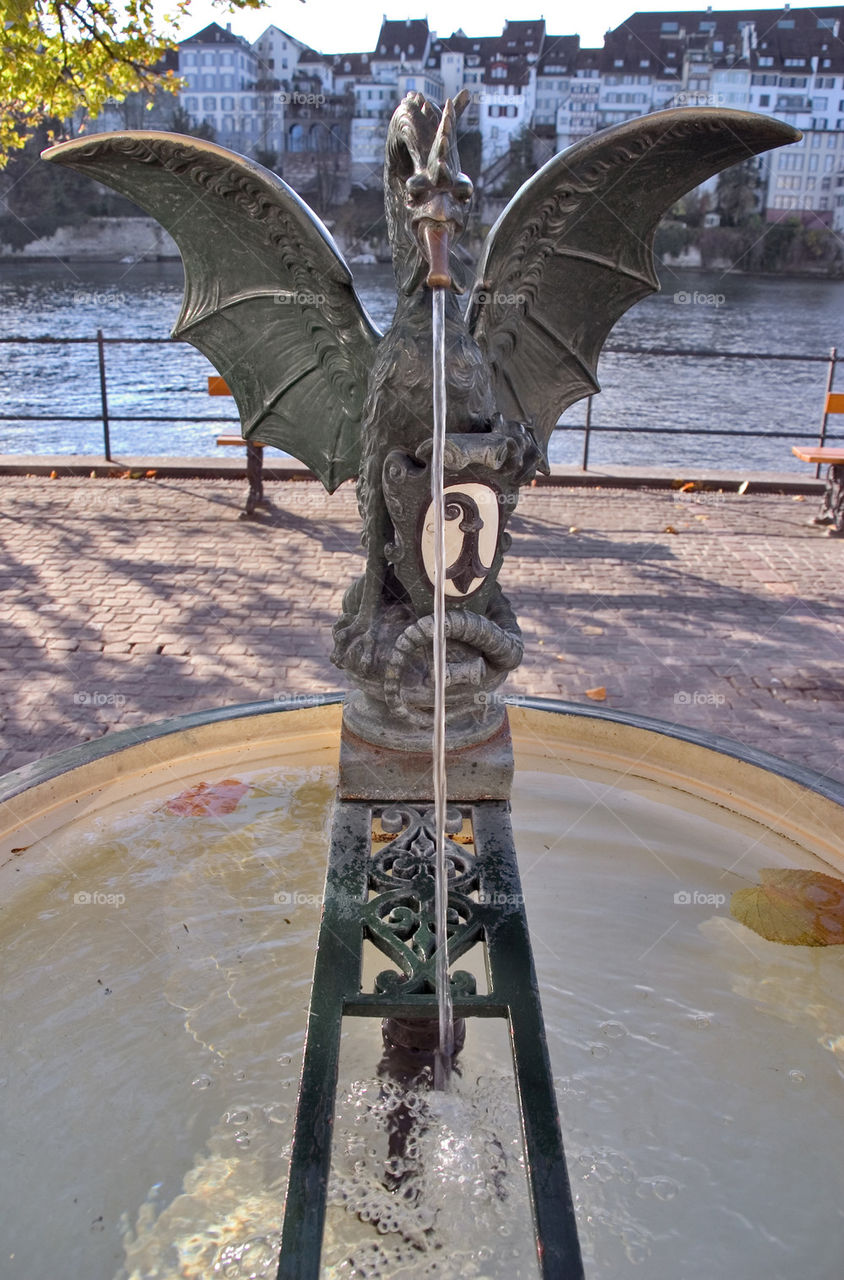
[0,331,239,461]
[572,343,841,472]
[0,334,840,468]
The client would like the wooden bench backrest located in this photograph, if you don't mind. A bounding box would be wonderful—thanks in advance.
[208,375,232,396]
[826,392,844,415]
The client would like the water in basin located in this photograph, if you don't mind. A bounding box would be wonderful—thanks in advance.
[2,753,843,1279]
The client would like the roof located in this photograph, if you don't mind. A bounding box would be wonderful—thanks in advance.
[373,18,430,60]
[330,52,374,76]
[179,21,253,50]
[500,18,546,53]
[537,35,580,74]
[607,7,844,75]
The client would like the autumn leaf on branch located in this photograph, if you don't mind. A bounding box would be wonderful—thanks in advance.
[730,868,844,946]
[0,0,267,163]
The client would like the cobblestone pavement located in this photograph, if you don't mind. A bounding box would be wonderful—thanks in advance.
[1,476,842,785]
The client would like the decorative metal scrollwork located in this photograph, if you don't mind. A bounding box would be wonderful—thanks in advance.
[364,805,481,995]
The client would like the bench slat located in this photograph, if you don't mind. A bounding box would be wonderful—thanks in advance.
[792,445,844,463]
[208,376,232,396]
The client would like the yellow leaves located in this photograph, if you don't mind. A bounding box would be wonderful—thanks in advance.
[163,779,249,818]
[0,0,270,163]
[731,868,844,946]
[585,686,606,701]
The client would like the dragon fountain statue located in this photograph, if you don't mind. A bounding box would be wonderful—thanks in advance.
[44,98,798,758]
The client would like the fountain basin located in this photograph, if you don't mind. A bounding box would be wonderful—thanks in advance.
[2,697,843,1278]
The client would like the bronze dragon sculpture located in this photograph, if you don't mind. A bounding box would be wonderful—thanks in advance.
[44,98,798,750]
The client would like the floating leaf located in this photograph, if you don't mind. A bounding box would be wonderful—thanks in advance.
[585,686,607,701]
[738,480,750,495]
[680,481,696,492]
[663,524,678,535]
[731,868,844,946]
[163,779,249,817]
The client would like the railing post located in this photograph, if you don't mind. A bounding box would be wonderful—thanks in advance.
[581,395,592,471]
[97,329,112,462]
[816,345,837,478]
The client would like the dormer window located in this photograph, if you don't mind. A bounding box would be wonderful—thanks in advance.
[408,44,414,54]
[614,59,624,67]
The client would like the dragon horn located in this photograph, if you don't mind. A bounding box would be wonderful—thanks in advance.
[426,98,457,184]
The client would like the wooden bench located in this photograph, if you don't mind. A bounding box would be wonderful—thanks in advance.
[792,391,844,535]
[209,376,267,515]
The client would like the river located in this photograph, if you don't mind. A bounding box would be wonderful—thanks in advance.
[0,259,841,471]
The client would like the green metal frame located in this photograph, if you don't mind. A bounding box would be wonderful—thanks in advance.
[277,798,584,1279]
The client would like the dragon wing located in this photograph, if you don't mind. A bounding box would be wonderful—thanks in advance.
[466,109,799,458]
[43,131,382,491]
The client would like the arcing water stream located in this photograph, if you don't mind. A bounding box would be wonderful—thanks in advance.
[430,286,455,1092]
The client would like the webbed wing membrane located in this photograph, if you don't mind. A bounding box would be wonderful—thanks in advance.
[467,109,799,457]
[43,132,382,491]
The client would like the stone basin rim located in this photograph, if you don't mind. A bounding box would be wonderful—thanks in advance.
[1,692,842,808]
[1,695,842,873]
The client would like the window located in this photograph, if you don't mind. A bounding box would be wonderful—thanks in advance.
[222,96,234,110]
[758,57,774,67]
[640,59,650,68]
[660,21,678,33]
[777,18,795,28]
[202,96,216,110]
[818,17,837,29]
[614,59,623,68]
[759,94,770,106]
[816,77,836,89]
[783,59,805,68]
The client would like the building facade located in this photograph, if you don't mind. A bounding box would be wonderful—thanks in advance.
[164,8,844,227]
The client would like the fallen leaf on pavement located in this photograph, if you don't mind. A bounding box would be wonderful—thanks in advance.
[585,686,607,701]
[731,868,844,946]
[664,525,678,534]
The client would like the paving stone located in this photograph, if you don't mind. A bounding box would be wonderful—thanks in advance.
[1,477,842,785]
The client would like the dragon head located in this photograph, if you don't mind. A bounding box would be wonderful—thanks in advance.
[384,89,473,295]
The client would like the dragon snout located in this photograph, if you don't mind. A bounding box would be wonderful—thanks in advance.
[417,217,456,289]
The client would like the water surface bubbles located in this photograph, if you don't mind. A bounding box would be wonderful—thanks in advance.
[788,1069,806,1086]
[191,1074,212,1089]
